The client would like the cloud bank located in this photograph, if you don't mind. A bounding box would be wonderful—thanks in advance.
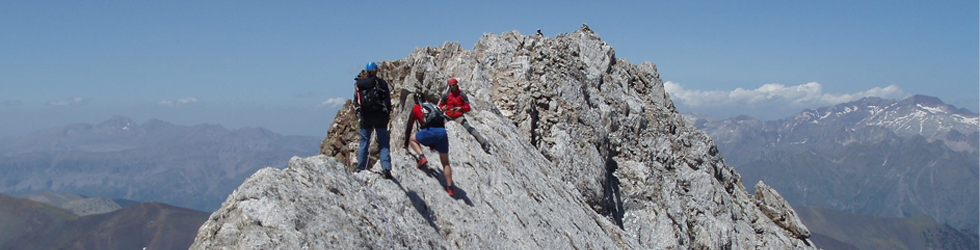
[159,98,199,106]
[665,82,909,120]
[48,97,90,107]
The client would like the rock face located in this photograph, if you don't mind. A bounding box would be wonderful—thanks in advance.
[754,181,810,239]
[195,25,818,249]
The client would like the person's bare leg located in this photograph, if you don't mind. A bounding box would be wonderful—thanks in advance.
[409,133,424,156]
[440,152,452,188]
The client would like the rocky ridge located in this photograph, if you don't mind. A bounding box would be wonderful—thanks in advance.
[193,25,818,249]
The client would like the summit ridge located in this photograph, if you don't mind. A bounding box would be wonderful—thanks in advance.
[193,26,818,249]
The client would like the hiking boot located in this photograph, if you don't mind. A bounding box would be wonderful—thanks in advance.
[382,169,392,179]
[446,186,455,197]
[417,156,428,170]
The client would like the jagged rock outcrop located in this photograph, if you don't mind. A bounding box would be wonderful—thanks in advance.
[319,99,362,170]
[195,25,818,249]
[753,181,810,239]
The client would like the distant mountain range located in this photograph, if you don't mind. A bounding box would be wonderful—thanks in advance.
[0,116,321,211]
[685,95,979,231]
[0,192,208,250]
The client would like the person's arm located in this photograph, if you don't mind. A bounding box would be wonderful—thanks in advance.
[458,92,471,113]
[438,92,449,110]
[403,105,420,148]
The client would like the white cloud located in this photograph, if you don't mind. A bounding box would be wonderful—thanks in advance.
[665,81,908,108]
[159,97,199,106]
[317,97,347,108]
[178,98,198,105]
[665,81,909,120]
[48,97,89,107]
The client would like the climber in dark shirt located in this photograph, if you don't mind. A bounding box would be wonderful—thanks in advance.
[353,62,393,179]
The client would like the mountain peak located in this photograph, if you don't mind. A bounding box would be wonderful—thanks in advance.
[892,94,978,116]
[855,96,885,103]
[579,23,594,33]
[733,114,757,121]
[95,115,138,131]
[848,96,890,108]
[903,94,944,106]
[194,27,816,249]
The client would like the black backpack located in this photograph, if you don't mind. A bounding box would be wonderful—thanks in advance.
[358,78,388,114]
[419,102,447,128]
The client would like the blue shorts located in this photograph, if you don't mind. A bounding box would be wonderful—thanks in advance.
[415,127,449,153]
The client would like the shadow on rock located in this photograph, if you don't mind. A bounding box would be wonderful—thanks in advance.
[424,167,474,207]
[390,177,440,231]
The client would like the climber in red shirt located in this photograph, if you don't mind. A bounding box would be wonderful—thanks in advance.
[439,78,491,154]
[439,78,471,119]
[404,92,455,196]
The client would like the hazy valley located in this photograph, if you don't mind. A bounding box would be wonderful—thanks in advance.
[0,116,321,212]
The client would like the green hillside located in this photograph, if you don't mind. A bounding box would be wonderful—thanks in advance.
[0,193,209,250]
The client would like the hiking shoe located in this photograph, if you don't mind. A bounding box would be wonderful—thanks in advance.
[446,186,455,197]
[354,167,364,173]
[382,169,392,179]
[417,156,428,170]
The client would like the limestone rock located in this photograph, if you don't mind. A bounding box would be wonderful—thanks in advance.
[754,181,811,239]
[194,25,819,249]
[319,99,361,170]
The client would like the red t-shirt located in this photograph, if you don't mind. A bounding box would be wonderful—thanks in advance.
[439,90,471,119]
[411,104,424,122]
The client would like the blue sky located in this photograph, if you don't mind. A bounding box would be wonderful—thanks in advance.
[1,1,976,136]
